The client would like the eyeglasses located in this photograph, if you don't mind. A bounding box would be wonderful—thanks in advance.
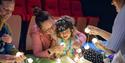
[42,24,55,34]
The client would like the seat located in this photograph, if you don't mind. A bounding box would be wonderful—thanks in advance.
[76,17,87,33]
[58,0,71,16]
[13,0,26,20]
[45,0,59,16]
[87,16,100,26]
[71,0,83,17]
[6,15,22,49]
[26,16,36,51]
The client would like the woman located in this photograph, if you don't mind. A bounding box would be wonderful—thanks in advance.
[87,0,125,60]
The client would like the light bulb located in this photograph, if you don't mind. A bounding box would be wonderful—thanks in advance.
[76,48,82,53]
[84,44,90,49]
[56,58,61,63]
[16,52,23,57]
[84,27,91,33]
[27,58,33,63]
[92,38,98,43]
[60,42,65,47]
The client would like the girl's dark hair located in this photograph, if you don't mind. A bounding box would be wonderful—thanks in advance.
[33,7,51,28]
[55,17,74,36]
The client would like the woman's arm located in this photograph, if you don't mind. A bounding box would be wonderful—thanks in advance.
[87,25,111,40]
[30,26,50,58]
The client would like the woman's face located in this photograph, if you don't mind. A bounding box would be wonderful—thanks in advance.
[40,19,55,35]
[59,28,72,40]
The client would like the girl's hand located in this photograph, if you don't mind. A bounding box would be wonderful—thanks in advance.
[72,42,81,49]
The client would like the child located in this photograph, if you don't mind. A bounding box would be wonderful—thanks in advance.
[55,16,86,59]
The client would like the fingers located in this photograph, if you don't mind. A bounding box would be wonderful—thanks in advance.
[1,34,12,43]
[15,52,27,63]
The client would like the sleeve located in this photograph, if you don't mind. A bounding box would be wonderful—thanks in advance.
[74,30,86,45]
[107,6,125,53]
[30,25,50,58]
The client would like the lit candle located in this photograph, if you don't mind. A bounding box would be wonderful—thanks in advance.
[92,38,98,44]
[84,44,90,50]
[16,52,23,57]
[60,42,65,47]
[76,48,82,53]
[84,27,91,33]
[27,58,33,63]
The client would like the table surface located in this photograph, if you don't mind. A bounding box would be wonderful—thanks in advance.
[0,54,15,63]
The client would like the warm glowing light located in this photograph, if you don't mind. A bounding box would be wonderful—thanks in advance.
[76,48,82,53]
[16,52,23,57]
[84,44,90,49]
[60,42,65,47]
[27,58,33,63]
[84,27,91,33]
[92,38,98,43]
[56,58,61,63]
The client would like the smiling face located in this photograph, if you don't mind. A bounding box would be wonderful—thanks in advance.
[0,0,15,22]
[59,28,72,40]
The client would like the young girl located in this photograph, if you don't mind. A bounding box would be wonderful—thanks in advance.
[55,16,86,59]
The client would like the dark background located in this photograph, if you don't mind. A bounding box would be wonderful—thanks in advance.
[81,0,117,33]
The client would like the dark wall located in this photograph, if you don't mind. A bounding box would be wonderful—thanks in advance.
[81,0,117,32]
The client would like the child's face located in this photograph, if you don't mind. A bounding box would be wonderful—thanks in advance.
[59,28,72,40]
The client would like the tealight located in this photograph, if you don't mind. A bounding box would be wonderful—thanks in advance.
[16,52,23,57]
[84,27,91,33]
[92,38,98,43]
[84,44,90,50]
[60,42,65,47]
[56,58,61,63]
[76,48,82,53]
[27,58,33,63]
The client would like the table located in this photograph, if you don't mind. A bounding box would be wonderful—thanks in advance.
[25,54,92,63]
[0,54,15,63]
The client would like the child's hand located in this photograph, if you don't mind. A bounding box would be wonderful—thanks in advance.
[2,34,12,43]
[72,42,81,49]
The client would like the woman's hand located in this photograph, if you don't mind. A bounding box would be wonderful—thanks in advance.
[2,34,12,43]
[86,25,101,35]
[15,52,27,63]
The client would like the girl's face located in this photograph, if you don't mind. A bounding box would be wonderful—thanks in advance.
[59,28,72,40]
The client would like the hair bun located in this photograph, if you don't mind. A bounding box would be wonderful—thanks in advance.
[33,7,42,16]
